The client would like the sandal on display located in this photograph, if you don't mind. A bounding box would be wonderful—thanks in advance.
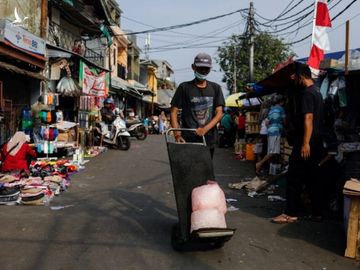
[271,214,298,224]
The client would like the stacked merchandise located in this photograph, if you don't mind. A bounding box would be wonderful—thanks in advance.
[35,110,59,155]
[0,159,78,206]
[79,96,104,129]
[34,92,63,155]
[21,108,33,136]
[0,175,20,205]
[36,126,59,154]
[245,112,260,134]
[42,93,59,107]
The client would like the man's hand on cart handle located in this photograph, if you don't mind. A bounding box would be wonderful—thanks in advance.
[195,127,208,137]
[174,133,186,143]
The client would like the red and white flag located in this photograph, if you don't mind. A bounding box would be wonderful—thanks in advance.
[308,0,332,74]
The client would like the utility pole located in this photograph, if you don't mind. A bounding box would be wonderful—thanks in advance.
[145,33,151,60]
[249,2,255,83]
[233,47,237,94]
[40,0,48,38]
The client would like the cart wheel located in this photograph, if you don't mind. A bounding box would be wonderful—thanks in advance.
[209,241,225,249]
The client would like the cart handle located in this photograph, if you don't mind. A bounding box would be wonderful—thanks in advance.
[165,128,207,146]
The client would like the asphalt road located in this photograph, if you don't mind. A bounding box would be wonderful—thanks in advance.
[0,135,359,270]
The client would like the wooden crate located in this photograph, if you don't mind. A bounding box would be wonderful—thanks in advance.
[345,197,360,259]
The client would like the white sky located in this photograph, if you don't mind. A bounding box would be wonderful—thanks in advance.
[117,0,360,96]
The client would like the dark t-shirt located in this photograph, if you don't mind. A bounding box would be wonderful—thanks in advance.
[292,85,324,145]
[170,79,225,145]
[100,107,115,124]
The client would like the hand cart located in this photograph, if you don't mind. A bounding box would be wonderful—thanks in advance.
[165,128,235,251]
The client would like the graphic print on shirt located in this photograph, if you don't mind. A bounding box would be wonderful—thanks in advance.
[190,96,213,126]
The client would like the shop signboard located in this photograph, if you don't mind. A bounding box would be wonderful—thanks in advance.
[80,60,109,97]
[0,19,45,59]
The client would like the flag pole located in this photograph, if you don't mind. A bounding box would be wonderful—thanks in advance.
[311,0,318,50]
[345,20,350,75]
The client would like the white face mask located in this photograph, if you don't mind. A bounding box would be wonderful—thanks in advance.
[194,71,207,81]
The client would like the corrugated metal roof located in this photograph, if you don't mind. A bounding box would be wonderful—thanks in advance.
[0,61,47,80]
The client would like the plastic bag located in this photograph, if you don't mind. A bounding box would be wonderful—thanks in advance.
[191,180,227,214]
[190,208,227,232]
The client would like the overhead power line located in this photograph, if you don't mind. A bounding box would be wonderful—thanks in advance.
[256,2,313,28]
[284,0,359,45]
[255,0,339,33]
[331,0,358,21]
[256,0,305,24]
[119,8,248,36]
[152,20,244,47]
[123,15,220,39]
[274,0,343,38]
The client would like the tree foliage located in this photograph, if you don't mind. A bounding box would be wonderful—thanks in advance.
[216,33,293,95]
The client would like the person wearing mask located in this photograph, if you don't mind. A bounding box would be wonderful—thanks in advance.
[170,53,225,158]
[1,131,36,172]
[271,64,326,224]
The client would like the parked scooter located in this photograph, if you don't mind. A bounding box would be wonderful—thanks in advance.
[126,120,147,140]
[95,113,131,151]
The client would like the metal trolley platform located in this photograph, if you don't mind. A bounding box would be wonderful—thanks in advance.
[165,128,235,251]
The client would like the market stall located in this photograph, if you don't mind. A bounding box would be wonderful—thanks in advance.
[239,54,360,259]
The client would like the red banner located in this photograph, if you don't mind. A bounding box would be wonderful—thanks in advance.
[80,61,109,97]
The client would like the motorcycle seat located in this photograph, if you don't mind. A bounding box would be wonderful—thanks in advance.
[126,120,142,128]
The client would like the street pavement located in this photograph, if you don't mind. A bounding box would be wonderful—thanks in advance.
[0,135,359,270]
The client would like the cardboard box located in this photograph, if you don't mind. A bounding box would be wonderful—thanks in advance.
[57,132,68,142]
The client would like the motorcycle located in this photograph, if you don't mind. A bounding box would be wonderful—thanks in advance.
[126,120,147,140]
[95,115,131,151]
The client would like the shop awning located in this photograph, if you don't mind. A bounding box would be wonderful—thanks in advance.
[226,92,262,107]
[111,77,130,91]
[142,95,159,106]
[0,60,47,80]
[240,61,299,99]
[127,81,154,95]
[47,49,73,59]
[111,77,143,98]
[46,43,110,72]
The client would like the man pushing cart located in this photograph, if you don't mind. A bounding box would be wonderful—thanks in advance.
[168,53,235,251]
[165,129,235,251]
